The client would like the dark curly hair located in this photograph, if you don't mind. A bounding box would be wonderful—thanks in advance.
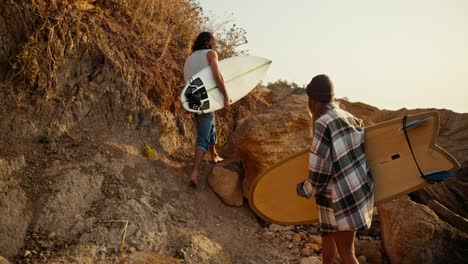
[192,32,216,52]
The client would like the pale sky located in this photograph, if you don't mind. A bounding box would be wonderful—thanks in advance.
[198,0,468,113]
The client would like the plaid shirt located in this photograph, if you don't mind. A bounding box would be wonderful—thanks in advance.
[297,103,374,235]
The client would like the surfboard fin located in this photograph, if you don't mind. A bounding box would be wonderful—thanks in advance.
[400,117,433,131]
[402,115,437,184]
[422,171,456,182]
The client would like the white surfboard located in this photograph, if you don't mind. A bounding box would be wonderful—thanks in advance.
[181,55,272,114]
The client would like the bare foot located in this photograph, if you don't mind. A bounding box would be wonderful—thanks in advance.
[189,179,197,188]
[189,174,198,188]
[210,155,224,164]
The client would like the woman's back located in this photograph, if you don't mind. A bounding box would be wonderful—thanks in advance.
[183,49,210,82]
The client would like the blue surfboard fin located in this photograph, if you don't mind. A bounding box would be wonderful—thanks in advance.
[400,117,433,131]
[423,171,456,182]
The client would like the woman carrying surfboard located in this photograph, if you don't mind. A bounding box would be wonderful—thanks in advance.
[296,75,374,264]
[183,32,230,187]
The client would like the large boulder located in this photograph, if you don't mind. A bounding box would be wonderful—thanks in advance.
[378,196,468,264]
[235,92,313,196]
[354,240,384,264]
[208,163,243,207]
[0,256,11,264]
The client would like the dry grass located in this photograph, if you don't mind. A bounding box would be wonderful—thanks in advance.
[11,0,204,108]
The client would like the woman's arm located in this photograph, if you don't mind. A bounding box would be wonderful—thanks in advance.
[297,122,333,199]
[207,50,230,107]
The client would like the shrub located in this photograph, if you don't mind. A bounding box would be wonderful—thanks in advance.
[143,144,155,158]
[37,133,50,144]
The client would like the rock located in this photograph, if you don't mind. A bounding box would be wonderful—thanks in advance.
[300,256,322,264]
[412,177,468,218]
[208,165,243,207]
[263,231,274,239]
[306,226,320,235]
[354,240,384,264]
[268,223,294,232]
[304,243,320,253]
[427,199,468,233]
[128,247,137,253]
[292,234,302,244]
[99,246,107,254]
[299,232,308,240]
[136,245,145,252]
[300,248,312,257]
[183,234,232,264]
[0,256,11,264]
[24,250,32,257]
[290,248,300,255]
[119,251,180,264]
[378,196,468,264]
[307,235,322,246]
[357,255,367,264]
[48,232,56,239]
[236,94,312,196]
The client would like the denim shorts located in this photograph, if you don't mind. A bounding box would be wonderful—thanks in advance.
[196,112,217,152]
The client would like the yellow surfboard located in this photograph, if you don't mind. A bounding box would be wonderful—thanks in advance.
[248,111,460,225]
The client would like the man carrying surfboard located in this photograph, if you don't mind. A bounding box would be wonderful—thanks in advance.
[296,75,374,264]
[183,32,230,187]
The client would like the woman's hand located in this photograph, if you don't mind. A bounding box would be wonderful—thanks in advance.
[224,96,231,108]
[296,180,313,199]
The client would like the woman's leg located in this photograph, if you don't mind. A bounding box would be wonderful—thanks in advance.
[332,231,358,264]
[190,113,212,185]
[190,148,205,184]
[321,234,337,264]
[209,145,223,163]
[208,115,223,163]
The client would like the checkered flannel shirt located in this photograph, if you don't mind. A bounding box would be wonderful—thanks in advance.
[297,103,374,235]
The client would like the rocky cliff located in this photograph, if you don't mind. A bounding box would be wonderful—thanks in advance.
[0,1,467,263]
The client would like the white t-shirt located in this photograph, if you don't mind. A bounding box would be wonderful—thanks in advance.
[183,49,210,82]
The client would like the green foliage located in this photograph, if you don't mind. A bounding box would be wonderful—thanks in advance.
[217,130,226,147]
[127,113,133,124]
[143,144,155,158]
[37,133,50,144]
